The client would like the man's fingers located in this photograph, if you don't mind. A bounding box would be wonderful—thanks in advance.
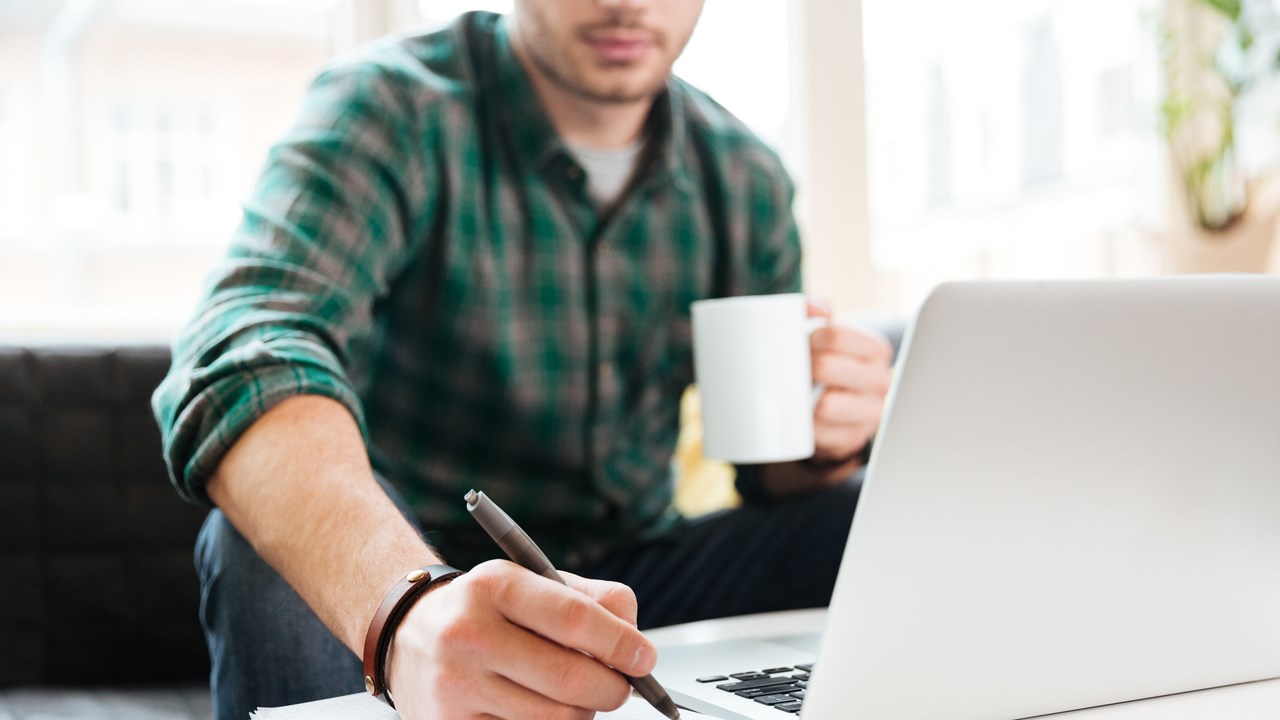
[487,621,632,711]
[484,564,657,677]
[562,572,640,627]
[812,353,892,395]
[815,389,885,428]
[814,422,873,461]
[814,390,880,460]
[481,672,598,720]
[806,299,833,319]
[394,565,639,719]
[812,324,892,363]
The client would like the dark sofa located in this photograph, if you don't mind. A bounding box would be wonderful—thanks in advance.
[0,344,211,718]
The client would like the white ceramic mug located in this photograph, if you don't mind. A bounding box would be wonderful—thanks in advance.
[691,293,825,464]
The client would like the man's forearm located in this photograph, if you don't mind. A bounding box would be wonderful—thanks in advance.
[206,394,440,655]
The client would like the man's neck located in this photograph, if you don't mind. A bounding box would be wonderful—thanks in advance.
[507,21,654,149]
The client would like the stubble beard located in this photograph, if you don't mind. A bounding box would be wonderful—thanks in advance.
[527,48,666,105]
[520,16,673,105]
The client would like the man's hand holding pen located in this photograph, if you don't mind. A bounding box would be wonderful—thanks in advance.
[387,561,657,719]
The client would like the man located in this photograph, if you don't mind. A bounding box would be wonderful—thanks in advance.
[153,2,892,719]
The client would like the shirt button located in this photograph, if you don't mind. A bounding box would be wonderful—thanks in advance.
[598,362,614,380]
[566,165,582,180]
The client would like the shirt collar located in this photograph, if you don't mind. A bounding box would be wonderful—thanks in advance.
[645,79,697,192]
[490,17,695,192]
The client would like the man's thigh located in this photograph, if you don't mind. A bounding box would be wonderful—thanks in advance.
[575,475,863,630]
[195,510,363,720]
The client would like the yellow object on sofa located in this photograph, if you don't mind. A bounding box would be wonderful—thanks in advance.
[672,386,740,516]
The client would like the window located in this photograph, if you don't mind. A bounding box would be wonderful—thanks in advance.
[103,101,231,237]
[418,0,512,27]
[0,90,22,230]
[863,0,1164,309]
[0,0,336,335]
[676,0,792,155]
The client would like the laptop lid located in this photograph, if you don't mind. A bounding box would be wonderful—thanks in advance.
[804,277,1280,720]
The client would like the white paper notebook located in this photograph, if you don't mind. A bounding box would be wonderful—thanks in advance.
[250,692,721,719]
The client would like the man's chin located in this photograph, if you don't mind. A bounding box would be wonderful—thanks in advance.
[573,74,669,105]
[581,89,660,105]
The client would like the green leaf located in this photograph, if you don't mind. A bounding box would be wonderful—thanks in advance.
[1197,0,1242,21]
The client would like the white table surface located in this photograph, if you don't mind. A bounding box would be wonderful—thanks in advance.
[646,609,1280,719]
[646,608,826,648]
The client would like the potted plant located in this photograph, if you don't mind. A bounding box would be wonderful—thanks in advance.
[1158,0,1280,271]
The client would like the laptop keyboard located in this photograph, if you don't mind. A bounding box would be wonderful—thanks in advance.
[695,663,813,714]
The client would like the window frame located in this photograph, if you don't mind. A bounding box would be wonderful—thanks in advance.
[0,86,29,233]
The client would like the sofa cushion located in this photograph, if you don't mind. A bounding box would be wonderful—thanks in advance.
[0,345,209,687]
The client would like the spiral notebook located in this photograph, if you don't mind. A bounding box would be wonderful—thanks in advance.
[250,692,719,719]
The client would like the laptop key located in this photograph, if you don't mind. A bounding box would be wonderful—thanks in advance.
[795,663,814,672]
[696,675,728,683]
[735,689,772,698]
[730,672,767,680]
[795,681,808,689]
[716,677,799,692]
[753,695,793,706]
[762,667,793,674]
[788,690,806,699]
[789,673,810,681]
[776,701,804,712]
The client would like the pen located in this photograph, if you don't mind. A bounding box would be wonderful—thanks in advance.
[465,489,682,720]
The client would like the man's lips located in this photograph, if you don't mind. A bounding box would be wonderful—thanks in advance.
[582,31,656,63]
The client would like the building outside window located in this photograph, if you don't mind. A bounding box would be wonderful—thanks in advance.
[863,0,1165,310]
[0,0,334,334]
[101,101,231,238]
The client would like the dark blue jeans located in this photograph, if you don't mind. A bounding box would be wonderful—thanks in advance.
[194,475,861,720]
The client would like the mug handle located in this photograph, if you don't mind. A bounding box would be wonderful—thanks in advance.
[806,316,830,409]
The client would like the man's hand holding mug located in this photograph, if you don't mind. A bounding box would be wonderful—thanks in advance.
[691,293,892,496]
[806,300,893,466]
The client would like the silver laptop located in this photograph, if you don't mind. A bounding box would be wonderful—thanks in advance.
[657,277,1280,720]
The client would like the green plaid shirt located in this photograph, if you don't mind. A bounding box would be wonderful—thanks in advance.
[153,12,800,568]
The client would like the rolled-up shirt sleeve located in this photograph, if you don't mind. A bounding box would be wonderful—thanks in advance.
[152,52,433,506]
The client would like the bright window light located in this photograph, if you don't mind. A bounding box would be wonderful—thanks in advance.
[862,0,1166,307]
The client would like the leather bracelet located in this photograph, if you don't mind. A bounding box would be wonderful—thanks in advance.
[362,564,463,707]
